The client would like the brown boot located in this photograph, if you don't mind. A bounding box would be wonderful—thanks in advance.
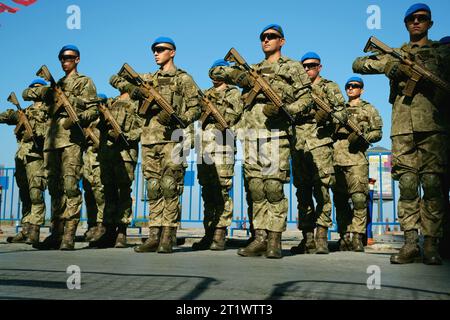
[266,231,282,259]
[192,228,214,251]
[84,225,97,242]
[210,228,227,251]
[352,233,365,252]
[34,220,64,250]
[60,220,78,250]
[114,224,128,248]
[7,222,30,243]
[26,224,40,246]
[88,223,106,243]
[237,229,267,257]
[315,226,329,254]
[423,236,442,265]
[339,233,353,251]
[135,227,161,253]
[291,230,316,254]
[390,230,421,264]
[157,227,177,253]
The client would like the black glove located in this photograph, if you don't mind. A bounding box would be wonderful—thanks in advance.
[262,103,279,118]
[314,109,329,124]
[236,72,254,88]
[348,132,368,148]
[384,61,411,81]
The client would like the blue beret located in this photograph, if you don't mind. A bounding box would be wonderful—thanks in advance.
[151,37,176,51]
[301,52,321,62]
[58,44,80,59]
[29,79,47,87]
[210,59,230,69]
[404,3,431,21]
[97,93,108,100]
[440,36,450,44]
[346,76,364,88]
[260,24,284,38]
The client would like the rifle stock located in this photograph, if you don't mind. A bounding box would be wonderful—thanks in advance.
[7,92,38,146]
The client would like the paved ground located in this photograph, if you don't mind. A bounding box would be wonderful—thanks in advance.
[0,226,449,301]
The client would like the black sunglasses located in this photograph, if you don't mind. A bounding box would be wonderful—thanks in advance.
[303,63,320,69]
[405,14,431,23]
[260,33,281,42]
[346,83,362,90]
[153,46,172,54]
[59,55,78,62]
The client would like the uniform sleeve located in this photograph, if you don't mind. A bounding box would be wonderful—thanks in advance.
[75,77,99,125]
[224,87,243,126]
[125,102,144,142]
[180,74,201,124]
[325,82,348,124]
[0,109,18,125]
[352,53,391,75]
[283,63,314,116]
[22,86,52,103]
[209,65,250,88]
[365,104,383,143]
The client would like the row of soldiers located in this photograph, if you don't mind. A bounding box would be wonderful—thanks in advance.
[1,3,449,264]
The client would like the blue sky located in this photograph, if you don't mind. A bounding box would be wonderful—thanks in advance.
[1,0,449,167]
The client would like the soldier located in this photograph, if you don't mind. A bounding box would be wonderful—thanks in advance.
[0,79,48,245]
[23,44,98,250]
[210,24,313,258]
[290,52,347,255]
[111,37,201,254]
[353,3,450,264]
[333,77,382,252]
[192,59,243,251]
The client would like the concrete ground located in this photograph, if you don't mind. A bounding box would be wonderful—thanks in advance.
[0,225,449,301]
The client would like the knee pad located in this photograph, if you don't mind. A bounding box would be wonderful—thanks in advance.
[64,175,81,198]
[160,175,179,199]
[29,188,44,205]
[147,178,162,201]
[399,173,419,200]
[248,178,265,202]
[351,192,367,210]
[421,174,443,199]
[264,179,284,203]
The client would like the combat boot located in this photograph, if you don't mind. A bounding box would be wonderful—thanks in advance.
[93,224,117,248]
[390,229,421,264]
[88,223,106,243]
[134,227,161,253]
[423,236,442,265]
[26,224,40,246]
[237,229,267,257]
[7,222,30,243]
[60,220,79,250]
[114,224,128,248]
[84,225,97,242]
[266,231,282,259]
[34,220,64,250]
[352,233,365,252]
[157,227,177,253]
[315,226,329,254]
[192,228,214,251]
[290,230,316,254]
[339,232,353,251]
[210,228,227,251]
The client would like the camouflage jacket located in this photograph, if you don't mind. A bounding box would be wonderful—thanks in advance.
[22,72,98,150]
[352,40,450,136]
[333,99,383,166]
[294,77,347,151]
[0,102,47,160]
[210,56,312,139]
[98,95,143,163]
[112,66,201,145]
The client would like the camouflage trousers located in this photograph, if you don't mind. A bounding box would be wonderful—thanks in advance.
[292,143,335,231]
[392,132,448,237]
[100,147,136,226]
[45,144,82,223]
[197,135,235,230]
[82,146,104,226]
[333,164,369,235]
[142,143,186,228]
[242,136,290,232]
[14,156,46,226]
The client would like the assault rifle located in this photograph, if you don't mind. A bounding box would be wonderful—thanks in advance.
[96,98,129,146]
[364,36,450,97]
[7,92,38,147]
[118,63,187,128]
[198,90,229,131]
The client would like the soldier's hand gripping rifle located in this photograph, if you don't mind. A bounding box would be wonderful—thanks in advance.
[224,48,295,124]
[7,92,38,147]
[198,90,229,131]
[96,98,130,147]
[310,90,372,146]
[364,36,450,97]
[118,63,187,128]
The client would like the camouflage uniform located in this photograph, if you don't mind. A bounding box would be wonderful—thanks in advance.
[193,84,242,250]
[210,56,312,258]
[112,66,200,253]
[353,40,450,263]
[23,72,98,250]
[333,99,382,249]
[0,102,47,243]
